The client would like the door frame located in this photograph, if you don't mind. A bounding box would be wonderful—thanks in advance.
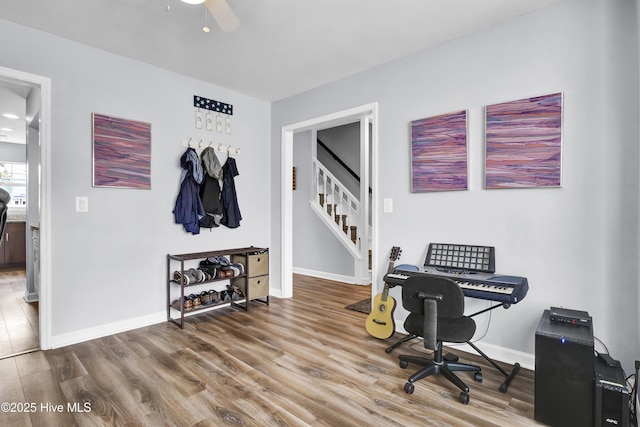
[280,103,378,298]
[0,66,52,350]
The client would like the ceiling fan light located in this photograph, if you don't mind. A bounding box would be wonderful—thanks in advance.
[202,25,210,32]
[181,0,205,4]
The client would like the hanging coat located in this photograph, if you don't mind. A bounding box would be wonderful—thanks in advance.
[199,147,224,228]
[221,156,242,228]
[173,148,205,234]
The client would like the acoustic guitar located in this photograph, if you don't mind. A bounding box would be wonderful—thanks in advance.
[365,246,401,339]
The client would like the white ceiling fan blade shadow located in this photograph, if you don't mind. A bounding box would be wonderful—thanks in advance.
[206,0,240,32]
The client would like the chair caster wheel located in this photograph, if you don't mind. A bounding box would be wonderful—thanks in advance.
[385,347,393,354]
[399,360,409,369]
[474,372,483,382]
[499,383,507,393]
[404,382,414,394]
[458,392,469,404]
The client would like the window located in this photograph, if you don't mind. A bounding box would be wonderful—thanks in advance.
[0,162,27,209]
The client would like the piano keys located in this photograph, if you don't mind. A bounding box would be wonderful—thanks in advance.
[384,267,528,305]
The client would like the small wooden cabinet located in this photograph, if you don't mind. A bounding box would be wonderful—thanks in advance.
[0,221,26,267]
[167,246,269,329]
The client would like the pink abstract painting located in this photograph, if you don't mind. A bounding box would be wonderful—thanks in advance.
[411,110,468,192]
[93,113,151,189]
[485,93,562,189]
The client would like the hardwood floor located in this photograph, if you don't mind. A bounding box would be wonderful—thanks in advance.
[0,274,544,426]
[0,267,39,358]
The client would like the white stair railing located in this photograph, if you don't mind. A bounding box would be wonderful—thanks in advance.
[312,159,362,258]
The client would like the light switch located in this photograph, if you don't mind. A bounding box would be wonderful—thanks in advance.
[76,196,88,213]
[383,198,393,213]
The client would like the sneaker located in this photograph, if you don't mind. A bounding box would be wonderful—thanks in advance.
[189,268,204,283]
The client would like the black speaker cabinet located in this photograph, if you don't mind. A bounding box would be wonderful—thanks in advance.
[535,309,594,427]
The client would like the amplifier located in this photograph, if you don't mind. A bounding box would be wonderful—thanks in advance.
[595,355,629,427]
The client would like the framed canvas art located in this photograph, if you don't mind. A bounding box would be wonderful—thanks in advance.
[485,93,562,189]
[92,113,152,189]
[411,110,468,192]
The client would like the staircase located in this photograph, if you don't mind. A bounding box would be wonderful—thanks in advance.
[311,159,368,262]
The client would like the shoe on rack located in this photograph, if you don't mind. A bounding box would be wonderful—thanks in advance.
[188,293,202,308]
[189,268,204,283]
[208,290,222,304]
[171,297,193,311]
[229,284,245,298]
[174,270,197,285]
[200,291,213,305]
[202,257,222,268]
[220,290,231,303]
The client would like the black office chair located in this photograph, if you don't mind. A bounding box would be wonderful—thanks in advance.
[398,275,482,404]
[0,188,9,247]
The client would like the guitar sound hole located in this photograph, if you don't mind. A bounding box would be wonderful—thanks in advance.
[379,305,386,313]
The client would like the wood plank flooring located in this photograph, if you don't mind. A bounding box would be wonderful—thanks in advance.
[0,267,39,358]
[0,274,544,426]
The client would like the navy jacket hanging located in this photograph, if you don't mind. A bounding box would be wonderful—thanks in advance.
[221,157,242,228]
[173,148,205,234]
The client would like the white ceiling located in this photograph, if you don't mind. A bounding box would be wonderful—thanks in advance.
[0,82,31,145]
[0,0,560,103]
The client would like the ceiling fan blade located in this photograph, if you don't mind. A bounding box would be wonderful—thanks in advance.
[206,0,240,32]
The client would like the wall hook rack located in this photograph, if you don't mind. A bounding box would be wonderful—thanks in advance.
[182,139,240,155]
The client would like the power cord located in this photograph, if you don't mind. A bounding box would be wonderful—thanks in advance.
[629,360,639,426]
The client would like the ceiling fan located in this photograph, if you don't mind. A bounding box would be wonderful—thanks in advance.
[180,0,240,32]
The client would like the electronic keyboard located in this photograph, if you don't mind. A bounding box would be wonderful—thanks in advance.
[384,267,528,305]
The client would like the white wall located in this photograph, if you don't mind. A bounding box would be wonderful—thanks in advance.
[292,131,354,278]
[0,142,25,163]
[272,0,639,374]
[0,19,271,344]
[317,123,361,198]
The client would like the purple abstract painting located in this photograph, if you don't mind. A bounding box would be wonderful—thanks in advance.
[411,110,468,192]
[93,113,151,189]
[485,93,562,189]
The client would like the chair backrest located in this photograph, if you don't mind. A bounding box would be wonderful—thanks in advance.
[402,275,465,319]
[0,188,10,247]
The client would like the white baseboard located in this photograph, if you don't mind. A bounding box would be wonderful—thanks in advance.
[394,322,535,371]
[293,267,370,285]
[49,311,166,349]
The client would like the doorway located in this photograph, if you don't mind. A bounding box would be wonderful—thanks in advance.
[280,103,379,299]
[0,66,52,354]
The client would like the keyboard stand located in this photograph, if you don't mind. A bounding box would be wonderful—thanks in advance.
[465,341,521,393]
[385,334,418,354]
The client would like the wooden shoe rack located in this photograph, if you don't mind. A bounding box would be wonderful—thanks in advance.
[167,246,269,329]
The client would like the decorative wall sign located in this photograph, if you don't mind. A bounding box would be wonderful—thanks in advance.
[92,113,151,189]
[411,110,468,192]
[485,92,562,189]
[193,95,233,115]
